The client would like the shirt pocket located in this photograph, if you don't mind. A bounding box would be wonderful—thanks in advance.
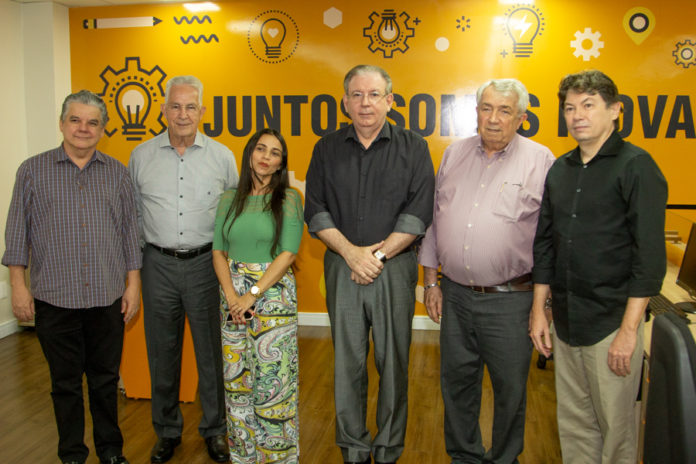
[492,181,541,222]
[194,180,225,209]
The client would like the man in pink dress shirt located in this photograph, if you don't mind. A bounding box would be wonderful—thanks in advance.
[419,79,555,464]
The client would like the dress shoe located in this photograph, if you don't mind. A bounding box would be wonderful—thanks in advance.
[63,461,84,464]
[150,437,181,463]
[101,456,129,464]
[205,434,229,463]
[344,457,371,464]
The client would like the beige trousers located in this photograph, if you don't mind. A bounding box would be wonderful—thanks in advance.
[553,323,643,464]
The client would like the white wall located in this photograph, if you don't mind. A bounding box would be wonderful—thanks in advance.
[0,0,70,338]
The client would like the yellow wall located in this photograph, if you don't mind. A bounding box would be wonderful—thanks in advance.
[68,0,696,318]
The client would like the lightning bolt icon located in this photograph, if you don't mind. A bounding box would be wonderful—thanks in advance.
[512,14,532,38]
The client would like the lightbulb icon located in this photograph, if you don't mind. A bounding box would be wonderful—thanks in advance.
[260,18,286,58]
[378,10,400,44]
[115,83,151,139]
[506,7,542,58]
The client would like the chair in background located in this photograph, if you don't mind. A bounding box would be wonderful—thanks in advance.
[643,312,696,463]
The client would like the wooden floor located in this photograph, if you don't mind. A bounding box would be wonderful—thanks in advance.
[0,326,561,464]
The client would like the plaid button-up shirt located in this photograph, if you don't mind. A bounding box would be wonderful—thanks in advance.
[2,145,142,309]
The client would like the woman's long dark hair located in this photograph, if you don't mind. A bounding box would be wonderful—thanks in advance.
[224,128,289,258]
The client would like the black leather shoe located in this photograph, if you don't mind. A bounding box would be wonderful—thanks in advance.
[101,456,129,464]
[205,434,229,463]
[345,457,371,464]
[150,437,181,463]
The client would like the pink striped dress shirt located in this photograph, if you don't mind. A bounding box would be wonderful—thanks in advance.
[419,134,555,287]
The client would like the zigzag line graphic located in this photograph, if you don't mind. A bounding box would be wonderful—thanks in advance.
[180,34,219,44]
[173,15,212,24]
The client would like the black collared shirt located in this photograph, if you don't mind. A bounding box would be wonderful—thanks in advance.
[533,131,667,346]
[304,122,434,245]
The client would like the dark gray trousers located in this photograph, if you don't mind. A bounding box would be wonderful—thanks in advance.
[324,250,418,463]
[142,245,226,439]
[440,276,533,464]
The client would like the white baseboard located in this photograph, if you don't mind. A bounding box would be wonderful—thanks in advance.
[298,312,440,331]
[298,311,331,326]
[0,313,438,338]
[412,315,441,330]
[0,319,20,339]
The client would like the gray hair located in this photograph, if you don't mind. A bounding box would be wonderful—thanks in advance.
[60,90,109,126]
[476,79,529,115]
[343,65,393,95]
[165,75,204,105]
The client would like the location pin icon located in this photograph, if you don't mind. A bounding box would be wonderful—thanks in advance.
[623,7,655,45]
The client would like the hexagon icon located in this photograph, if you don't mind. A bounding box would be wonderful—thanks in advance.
[324,7,342,29]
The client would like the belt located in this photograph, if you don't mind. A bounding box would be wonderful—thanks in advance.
[464,273,533,294]
[148,243,212,260]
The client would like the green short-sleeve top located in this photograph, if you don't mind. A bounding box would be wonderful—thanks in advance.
[213,188,304,263]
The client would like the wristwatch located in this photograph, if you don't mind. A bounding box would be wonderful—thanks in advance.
[374,250,387,263]
[250,285,262,299]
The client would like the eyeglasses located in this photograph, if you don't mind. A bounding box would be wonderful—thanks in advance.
[348,91,388,104]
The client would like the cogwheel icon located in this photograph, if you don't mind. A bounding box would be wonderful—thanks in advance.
[363,9,416,58]
[570,27,604,61]
[673,40,696,68]
[98,57,167,140]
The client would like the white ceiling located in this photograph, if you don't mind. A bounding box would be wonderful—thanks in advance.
[14,0,179,7]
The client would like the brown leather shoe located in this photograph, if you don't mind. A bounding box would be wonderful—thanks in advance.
[150,437,181,463]
[205,434,229,463]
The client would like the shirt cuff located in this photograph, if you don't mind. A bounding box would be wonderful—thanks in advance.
[418,230,439,268]
[532,267,553,284]
[627,278,664,297]
[307,211,336,238]
[393,213,426,237]
[1,252,29,268]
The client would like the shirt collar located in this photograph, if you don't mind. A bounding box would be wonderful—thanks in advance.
[159,130,204,149]
[567,130,623,165]
[476,133,519,160]
[345,121,392,144]
[56,144,105,166]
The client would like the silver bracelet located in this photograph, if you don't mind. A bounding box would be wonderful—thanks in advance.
[424,282,439,290]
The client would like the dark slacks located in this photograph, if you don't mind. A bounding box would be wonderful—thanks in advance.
[35,298,125,463]
[141,245,226,439]
[440,276,533,464]
[324,250,418,463]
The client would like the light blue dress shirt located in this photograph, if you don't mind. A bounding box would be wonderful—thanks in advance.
[129,130,238,249]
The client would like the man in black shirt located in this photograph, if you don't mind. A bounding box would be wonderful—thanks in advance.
[304,65,434,464]
[530,70,667,464]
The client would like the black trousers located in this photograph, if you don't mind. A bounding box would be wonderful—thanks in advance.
[35,298,124,463]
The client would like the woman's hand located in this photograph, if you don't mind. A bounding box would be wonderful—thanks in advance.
[226,291,256,324]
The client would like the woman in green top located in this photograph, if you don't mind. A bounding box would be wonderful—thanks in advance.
[212,128,303,464]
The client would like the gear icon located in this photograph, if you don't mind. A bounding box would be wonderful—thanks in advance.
[363,9,415,58]
[98,57,167,140]
[570,27,604,61]
[673,40,696,68]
